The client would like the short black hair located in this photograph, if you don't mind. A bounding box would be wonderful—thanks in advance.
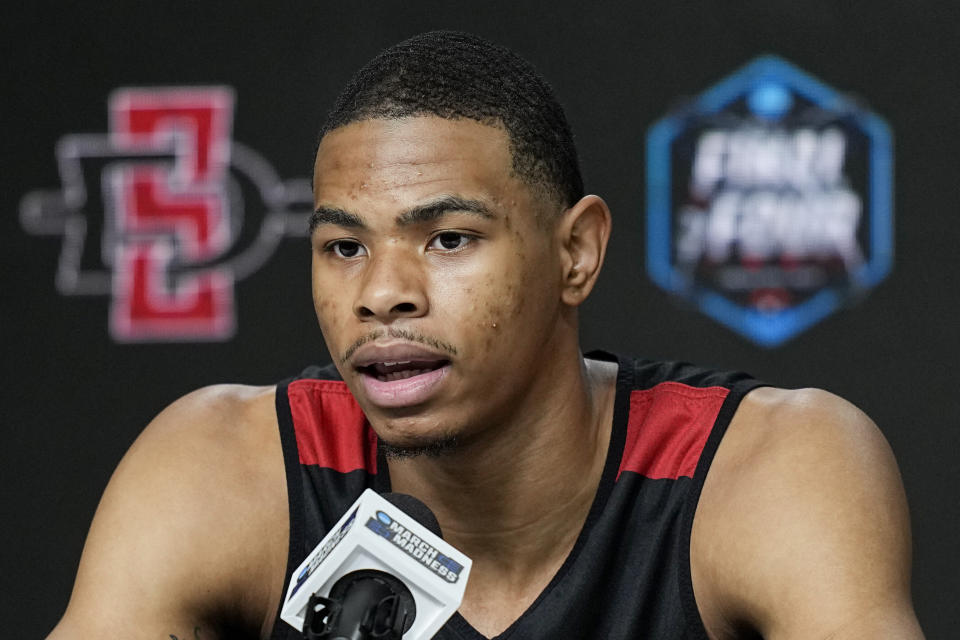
[317,30,584,210]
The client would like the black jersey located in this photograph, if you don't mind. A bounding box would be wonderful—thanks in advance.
[268,352,763,639]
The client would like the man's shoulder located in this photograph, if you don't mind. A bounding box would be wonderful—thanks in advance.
[733,385,879,447]
[707,385,894,528]
[148,382,279,445]
[50,384,288,640]
[692,386,919,638]
[720,385,893,484]
[127,383,284,489]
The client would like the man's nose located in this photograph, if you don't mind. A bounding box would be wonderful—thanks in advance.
[354,249,428,322]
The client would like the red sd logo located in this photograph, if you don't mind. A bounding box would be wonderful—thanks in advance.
[20,86,313,342]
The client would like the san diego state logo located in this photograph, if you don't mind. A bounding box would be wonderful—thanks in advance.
[646,56,893,346]
[20,86,313,342]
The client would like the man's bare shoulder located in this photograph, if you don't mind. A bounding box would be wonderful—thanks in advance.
[135,383,280,460]
[49,384,288,640]
[692,386,923,639]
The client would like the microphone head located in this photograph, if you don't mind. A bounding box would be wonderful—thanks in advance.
[382,493,442,539]
[281,489,471,638]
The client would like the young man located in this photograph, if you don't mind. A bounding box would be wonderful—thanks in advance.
[48,31,923,639]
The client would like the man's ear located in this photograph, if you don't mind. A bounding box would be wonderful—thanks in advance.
[555,195,611,307]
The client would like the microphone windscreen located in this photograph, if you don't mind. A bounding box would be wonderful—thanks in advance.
[382,493,443,538]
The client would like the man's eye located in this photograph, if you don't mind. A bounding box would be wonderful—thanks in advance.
[429,232,471,251]
[327,240,366,258]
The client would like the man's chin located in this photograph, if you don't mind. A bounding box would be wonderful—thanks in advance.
[379,433,460,460]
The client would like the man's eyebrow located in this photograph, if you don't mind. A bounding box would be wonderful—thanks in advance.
[310,207,366,234]
[396,196,495,226]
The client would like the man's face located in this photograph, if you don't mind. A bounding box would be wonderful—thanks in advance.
[311,116,568,451]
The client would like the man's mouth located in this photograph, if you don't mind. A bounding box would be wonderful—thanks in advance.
[361,360,450,382]
[350,343,454,408]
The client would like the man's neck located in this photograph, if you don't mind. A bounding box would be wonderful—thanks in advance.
[385,351,618,587]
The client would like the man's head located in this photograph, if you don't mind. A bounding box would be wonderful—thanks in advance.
[309,33,610,457]
[317,30,584,214]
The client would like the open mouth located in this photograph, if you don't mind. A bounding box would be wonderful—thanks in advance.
[361,360,450,383]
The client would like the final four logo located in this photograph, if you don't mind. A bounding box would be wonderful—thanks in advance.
[646,57,893,346]
[20,87,314,342]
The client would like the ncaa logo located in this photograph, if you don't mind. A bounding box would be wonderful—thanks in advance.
[20,86,314,342]
[646,56,893,347]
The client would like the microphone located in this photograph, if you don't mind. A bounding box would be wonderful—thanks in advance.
[280,489,472,639]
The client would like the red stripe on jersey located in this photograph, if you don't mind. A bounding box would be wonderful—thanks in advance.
[287,379,377,473]
[617,382,729,480]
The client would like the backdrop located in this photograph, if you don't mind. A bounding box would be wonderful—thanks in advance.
[5,2,958,637]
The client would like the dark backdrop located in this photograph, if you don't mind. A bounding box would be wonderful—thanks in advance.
[5,2,957,637]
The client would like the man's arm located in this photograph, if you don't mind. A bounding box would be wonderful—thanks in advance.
[46,385,288,640]
[692,387,923,639]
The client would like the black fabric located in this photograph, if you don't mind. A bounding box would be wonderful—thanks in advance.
[269,353,762,639]
[270,380,307,640]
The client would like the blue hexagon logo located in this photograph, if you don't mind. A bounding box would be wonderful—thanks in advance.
[646,56,893,347]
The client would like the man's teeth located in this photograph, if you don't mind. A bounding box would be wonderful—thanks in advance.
[373,361,414,374]
[379,368,432,382]
[367,360,444,381]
